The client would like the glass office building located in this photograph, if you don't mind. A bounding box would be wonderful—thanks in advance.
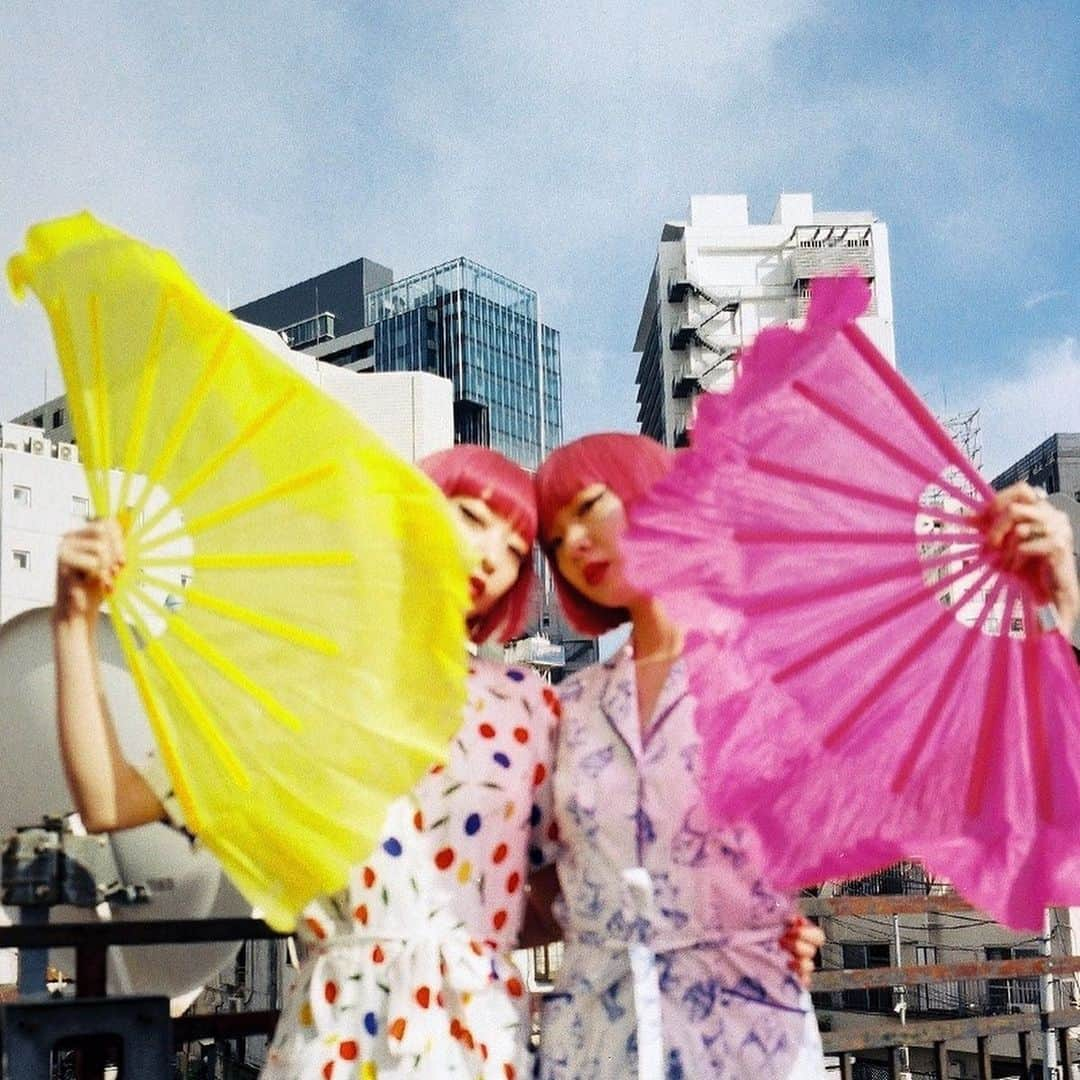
[365,258,562,469]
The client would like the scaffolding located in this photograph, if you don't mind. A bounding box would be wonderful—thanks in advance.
[939,409,983,472]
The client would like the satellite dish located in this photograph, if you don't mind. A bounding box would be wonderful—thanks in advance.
[0,607,249,998]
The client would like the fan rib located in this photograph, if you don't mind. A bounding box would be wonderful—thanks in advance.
[136,570,340,655]
[47,297,109,510]
[733,528,980,547]
[741,548,979,616]
[166,616,303,733]
[88,296,113,485]
[964,587,1015,816]
[844,325,993,499]
[889,575,1008,793]
[1021,595,1054,823]
[117,290,171,515]
[792,380,983,514]
[107,600,204,834]
[822,565,997,749]
[119,583,251,788]
[747,456,977,529]
[141,462,341,551]
[137,384,302,541]
[142,638,251,790]
[139,550,357,571]
[126,322,237,526]
[773,558,988,684]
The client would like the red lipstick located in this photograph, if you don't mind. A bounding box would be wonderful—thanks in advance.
[583,561,609,586]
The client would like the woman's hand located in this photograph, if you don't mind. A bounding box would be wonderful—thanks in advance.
[780,914,824,988]
[53,519,125,625]
[984,484,1079,637]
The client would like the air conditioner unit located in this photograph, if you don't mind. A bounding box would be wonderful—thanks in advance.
[31,439,47,455]
[58,444,79,463]
[2,443,17,451]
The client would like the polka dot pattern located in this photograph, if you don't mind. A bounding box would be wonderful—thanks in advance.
[261,659,561,1080]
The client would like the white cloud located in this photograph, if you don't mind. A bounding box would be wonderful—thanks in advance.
[1022,289,1068,311]
[977,337,1080,479]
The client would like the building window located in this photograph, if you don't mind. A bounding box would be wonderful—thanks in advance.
[52,408,65,428]
[986,947,1040,1012]
[13,485,31,508]
[72,495,90,518]
[840,942,893,1012]
[13,550,30,570]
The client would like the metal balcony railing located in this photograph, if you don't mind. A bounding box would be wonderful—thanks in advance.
[836,862,930,897]
[0,917,284,1079]
[795,289,878,318]
[792,244,876,281]
[279,311,336,348]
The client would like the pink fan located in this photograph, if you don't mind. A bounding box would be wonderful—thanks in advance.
[624,275,1080,930]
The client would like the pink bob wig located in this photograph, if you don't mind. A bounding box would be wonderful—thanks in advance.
[535,433,674,635]
[419,445,537,645]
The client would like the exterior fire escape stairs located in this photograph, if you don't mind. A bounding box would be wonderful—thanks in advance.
[667,276,740,399]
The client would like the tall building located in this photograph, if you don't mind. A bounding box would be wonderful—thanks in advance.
[235,256,563,471]
[232,257,393,359]
[633,193,896,447]
[991,432,1080,500]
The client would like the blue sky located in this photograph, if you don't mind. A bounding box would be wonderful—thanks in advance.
[2,1,1076,478]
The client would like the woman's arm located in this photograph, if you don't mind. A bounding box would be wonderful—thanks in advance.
[53,521,165,832]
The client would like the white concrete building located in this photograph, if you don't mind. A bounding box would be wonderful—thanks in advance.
[272,352,454,465]
[0,423,89,624]
[633,193,896,447]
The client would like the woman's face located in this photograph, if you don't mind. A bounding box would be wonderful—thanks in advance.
[547,483,645,609]
[450,495,529,619]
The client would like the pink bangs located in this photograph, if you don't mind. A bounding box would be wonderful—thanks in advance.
[419,445,537,645]
[420,445,536,548]
[535,433,674,635]
[535,433,673,549]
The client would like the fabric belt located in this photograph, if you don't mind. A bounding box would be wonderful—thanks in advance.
[306,908,520,1079]
[623,867,663,1080]
[562,868,801,1080]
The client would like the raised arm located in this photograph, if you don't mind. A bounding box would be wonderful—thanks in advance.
[53,520,165,832]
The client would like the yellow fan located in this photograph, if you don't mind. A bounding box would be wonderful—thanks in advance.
[7,212,470,930]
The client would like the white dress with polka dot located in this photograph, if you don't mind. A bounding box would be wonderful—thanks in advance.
[257,659,561,1080]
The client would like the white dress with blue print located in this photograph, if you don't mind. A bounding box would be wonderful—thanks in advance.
[537,648,825,1080]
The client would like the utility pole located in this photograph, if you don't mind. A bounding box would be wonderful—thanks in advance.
[1044,908,1060,1080]
[893,913,912,1080]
